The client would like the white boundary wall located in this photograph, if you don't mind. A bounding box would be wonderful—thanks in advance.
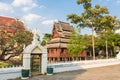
[48,59,120,73]
[0,59,120,79]
[0,66,23,80]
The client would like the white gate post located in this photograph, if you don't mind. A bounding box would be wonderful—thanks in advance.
[23,53,31,69]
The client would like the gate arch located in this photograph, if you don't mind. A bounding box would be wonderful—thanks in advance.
[23,30,47,75]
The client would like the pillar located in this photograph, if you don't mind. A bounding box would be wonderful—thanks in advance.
[23,53,31,69]
[58,57,60,62]
[41,53,47,74]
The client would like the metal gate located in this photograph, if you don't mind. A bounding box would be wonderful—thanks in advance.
[31,54,41,75]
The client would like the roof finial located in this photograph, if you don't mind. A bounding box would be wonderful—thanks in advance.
[32,28,40,44]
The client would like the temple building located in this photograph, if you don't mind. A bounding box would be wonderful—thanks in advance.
[47,21,87,62]
[0,16,26,61]
[0,16,25,33]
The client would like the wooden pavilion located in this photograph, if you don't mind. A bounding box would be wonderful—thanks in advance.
[47,21,87,62]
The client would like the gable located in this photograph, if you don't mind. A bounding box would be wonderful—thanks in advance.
[31,46,42,54]
[52,26,59,38]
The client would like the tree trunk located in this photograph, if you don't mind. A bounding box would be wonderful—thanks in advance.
[106,40,108,59]
[92,26,95,60]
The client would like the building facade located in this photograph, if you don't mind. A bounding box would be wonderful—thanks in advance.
[47,21,87,62]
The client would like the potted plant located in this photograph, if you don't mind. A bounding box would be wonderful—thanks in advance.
[21,69,30,79]
[47,66,53,75]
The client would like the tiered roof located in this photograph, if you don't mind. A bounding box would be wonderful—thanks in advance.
[54,21,73,38]
[47,21,73,48]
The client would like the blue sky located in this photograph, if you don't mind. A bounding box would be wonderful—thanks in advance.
[0,0,120,38]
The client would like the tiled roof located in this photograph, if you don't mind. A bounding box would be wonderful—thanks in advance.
[0,16,25,32]
[47,21,73,48]
[55,21,73,38]
[0,16,15,26]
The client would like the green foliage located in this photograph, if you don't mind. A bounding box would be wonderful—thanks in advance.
[67,0,120,58]
[67,28,86,56]
[77,0,91,9]
[96,30,114,47]
[84,34,92,47]
[114,33,120,46]
[0,30,33,61]
[77,0,91,4]
[41,33,52,46]
[43,33,52,42]
[41,40,46,46]
[67,3,110,29]
[96,16,120,33]
[14,30,33,46]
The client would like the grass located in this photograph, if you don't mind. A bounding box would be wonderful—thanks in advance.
[0,61,12,67]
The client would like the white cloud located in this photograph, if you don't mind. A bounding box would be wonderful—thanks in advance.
[22,7,31,12]
[22,3,38,12]
[22,7,33,12]
[42,19,58,25]
[0,2,14,13]
[12,0,37,7]
[12,0,38,12]
[22,13,42,23]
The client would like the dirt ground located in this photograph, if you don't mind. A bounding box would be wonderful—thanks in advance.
[27,64,120,80]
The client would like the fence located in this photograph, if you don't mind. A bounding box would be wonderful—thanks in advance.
[47,59,120,73]
[0,65,23,80]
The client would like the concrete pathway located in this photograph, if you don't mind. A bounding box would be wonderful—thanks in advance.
[28,64,120,80]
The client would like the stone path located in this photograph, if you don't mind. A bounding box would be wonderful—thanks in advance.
[28,64,120,80]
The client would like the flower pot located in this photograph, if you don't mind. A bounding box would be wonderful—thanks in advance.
[21,69,30,79]
[47,67,53,75]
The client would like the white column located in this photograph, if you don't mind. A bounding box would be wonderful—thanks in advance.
[23,53,31,69]
[41,53,47,74]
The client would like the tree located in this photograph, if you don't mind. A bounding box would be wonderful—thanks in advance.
[114,33,120,47]
[0,30,33,61]
[84,34,93,56]
[67,28,86,56]
[41,33,52,46]
[67,0,120,59]
[41,40,46,46]
[96,15,120,58]
[96,30,114,57]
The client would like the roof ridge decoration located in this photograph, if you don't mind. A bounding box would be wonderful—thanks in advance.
[32,29,40,45]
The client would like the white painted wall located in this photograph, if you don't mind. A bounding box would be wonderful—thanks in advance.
[0,66,23,80]
[42,53,47,74]
[1,59,120,80]
[23,53,31,69]
[117,51,120,59]
[48,59,120,73]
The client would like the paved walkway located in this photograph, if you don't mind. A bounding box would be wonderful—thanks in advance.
[28,64,120,80]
